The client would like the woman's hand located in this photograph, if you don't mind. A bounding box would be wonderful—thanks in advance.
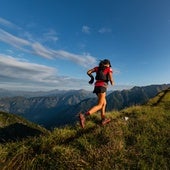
[89,76,94,84]
[110,80,114,86]
[87,68,95,84]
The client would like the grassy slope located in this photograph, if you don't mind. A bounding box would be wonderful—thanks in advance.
[0,111,49,143]
[0,89,170,170]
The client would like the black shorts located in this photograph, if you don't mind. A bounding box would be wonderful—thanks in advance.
[93,86,107,94]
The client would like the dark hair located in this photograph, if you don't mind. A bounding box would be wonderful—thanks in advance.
[99,59,111,70]
[102,59,111,67]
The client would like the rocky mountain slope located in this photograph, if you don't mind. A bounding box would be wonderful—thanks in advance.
[0,84,169,128]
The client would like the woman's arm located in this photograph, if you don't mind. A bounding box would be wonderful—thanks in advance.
[108,72,114,85]
[87,68,96,84]
[87,68,96,76]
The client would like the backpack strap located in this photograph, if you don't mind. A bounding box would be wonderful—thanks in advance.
[95,67,109,82]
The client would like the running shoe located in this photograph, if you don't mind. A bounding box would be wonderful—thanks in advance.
[102,118,111,125]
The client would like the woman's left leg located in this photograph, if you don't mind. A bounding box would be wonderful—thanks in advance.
[88,92,106,115]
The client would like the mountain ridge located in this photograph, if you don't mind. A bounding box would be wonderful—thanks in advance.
[0,84,169,128]
[0,88,92,98]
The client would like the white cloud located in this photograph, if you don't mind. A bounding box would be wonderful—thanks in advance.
[98,27,112,34]
[0,22,96,67]
[53,50,96,67]
[43,29,59,42]
[0,29,30,48]
[0,54,57,83]
[82,25,91,34]
[0,28,96,67]
[0,18,98,90]
[31,42,54,59]
[0,17,21,30]
[113,68,120,75]
[0,54,91,91]
[31,43,96,67]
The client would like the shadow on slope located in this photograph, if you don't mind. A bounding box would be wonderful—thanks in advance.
[0,111,49,143]
[0,123,44,143]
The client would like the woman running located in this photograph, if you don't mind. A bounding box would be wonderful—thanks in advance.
[79,59,114,128]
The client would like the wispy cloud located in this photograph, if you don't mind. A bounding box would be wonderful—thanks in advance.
[53,50,96,67]
[0,18,97,90]
[98,27,112,34]
[0,29,30,48]
[0,18,96,67]
[0,17,21,30]
[0,54,57,83]
[82,25,91,34]
[42,29,59,42]
[31,42,54,59]
[113,67,120,75]
[0,54,88,91]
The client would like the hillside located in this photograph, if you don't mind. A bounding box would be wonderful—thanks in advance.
[147,87,170,109]
[0,111,48,143]
[0,88,169,169]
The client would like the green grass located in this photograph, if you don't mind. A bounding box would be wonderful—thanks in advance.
[0,89,170,169]
[0,111,48,134]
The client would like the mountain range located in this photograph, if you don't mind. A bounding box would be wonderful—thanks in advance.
[0,84,169,129]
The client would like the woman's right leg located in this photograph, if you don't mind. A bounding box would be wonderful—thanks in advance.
[100,97,111,125]
[101,96,107,119]
[88,92,106,115]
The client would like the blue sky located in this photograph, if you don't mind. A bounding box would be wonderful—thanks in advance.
[0,0,169,91]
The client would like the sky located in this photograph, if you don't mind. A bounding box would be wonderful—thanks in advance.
[0,0,170,91]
